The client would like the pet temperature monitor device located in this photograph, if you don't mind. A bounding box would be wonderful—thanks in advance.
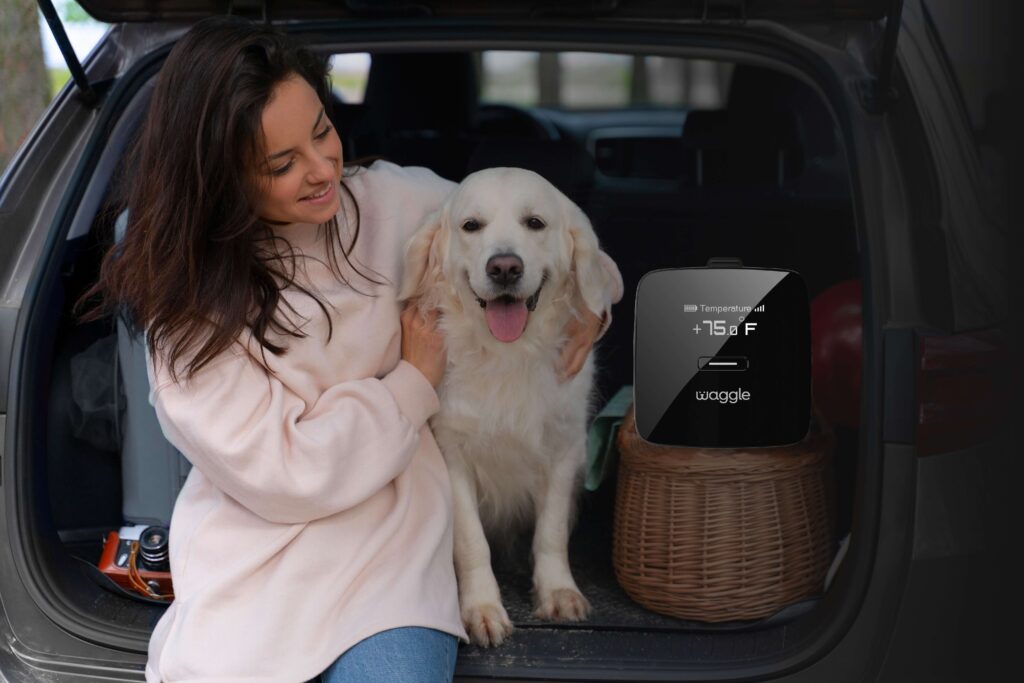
[633,258,810,448]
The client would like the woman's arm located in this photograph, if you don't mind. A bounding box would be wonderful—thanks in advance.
[150,349,439,525]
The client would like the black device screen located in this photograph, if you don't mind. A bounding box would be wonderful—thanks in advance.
[634,267,810,448]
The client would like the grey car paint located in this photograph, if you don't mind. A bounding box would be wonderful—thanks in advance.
[0,3,1014,681]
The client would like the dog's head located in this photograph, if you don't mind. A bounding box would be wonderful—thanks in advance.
[400,167,611,344]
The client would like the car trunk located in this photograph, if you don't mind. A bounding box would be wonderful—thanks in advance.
[15,3,888,679]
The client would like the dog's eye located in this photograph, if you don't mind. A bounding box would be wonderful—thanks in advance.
[462,219,481,232]
[525,216,546,231]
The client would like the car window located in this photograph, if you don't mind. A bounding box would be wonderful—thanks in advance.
[328,52,371,103]
[480,50,733,110]
[328,50,733,111]
[480,51,541,106]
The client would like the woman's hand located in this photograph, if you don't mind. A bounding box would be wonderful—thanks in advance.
[558,308,605,383]
[401,304,447,389]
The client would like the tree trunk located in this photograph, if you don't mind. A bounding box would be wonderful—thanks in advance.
[0,0,50,170]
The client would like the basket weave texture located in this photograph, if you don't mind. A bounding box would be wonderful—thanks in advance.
[612,405,835,623]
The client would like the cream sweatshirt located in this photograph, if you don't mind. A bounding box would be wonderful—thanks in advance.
[143,161,620,682]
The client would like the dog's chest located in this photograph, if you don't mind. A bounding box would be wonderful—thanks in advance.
[431,318,593,465]
[437,361,555,449]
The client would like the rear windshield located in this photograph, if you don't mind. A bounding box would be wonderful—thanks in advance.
[329,50,734,111]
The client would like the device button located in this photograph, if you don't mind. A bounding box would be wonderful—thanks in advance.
[698,356,748,371]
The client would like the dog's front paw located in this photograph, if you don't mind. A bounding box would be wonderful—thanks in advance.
[534,588,591,622]
[463,602,514,647]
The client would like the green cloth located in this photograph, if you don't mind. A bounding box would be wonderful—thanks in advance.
[584,385,633,491]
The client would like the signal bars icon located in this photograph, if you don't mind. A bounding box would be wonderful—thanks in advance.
[754,304,765,312]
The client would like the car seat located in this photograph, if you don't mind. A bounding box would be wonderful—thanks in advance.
[349,52,479,180]
[114,212,191,527]
[680,107,802,188]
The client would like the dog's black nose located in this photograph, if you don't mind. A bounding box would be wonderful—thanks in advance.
[486,254,524,287]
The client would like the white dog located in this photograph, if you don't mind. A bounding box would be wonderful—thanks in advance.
[399,167,621,647]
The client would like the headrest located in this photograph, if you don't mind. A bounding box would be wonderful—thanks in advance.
[361,52,479,133]
[681,110,729,146]
[727,64,836,158]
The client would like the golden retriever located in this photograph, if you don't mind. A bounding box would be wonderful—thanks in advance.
[399,167,621,647]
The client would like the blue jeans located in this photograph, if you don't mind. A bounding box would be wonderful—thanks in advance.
[319,627,458,683]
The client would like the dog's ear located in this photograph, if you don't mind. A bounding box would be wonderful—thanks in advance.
[399,207,449,307]
[564,199,611,317]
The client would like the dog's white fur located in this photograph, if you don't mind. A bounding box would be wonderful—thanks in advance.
[399,168,616,647]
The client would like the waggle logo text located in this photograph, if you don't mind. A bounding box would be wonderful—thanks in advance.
[695,389,751,404]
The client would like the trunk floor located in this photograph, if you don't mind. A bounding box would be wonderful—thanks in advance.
[459,495,815,673]
[489,489,817,634]
[60,487,819,666]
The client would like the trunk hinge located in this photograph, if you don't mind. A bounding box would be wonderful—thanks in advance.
[701,0,747,23]
[860,0,905,114]
[37,0,98,107]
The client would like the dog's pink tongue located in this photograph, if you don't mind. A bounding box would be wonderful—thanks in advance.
[485,299,528,342]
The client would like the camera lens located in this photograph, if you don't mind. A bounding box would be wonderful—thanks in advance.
[139,526,170,571]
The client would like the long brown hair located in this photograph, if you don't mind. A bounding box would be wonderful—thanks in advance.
[78,16,382,380]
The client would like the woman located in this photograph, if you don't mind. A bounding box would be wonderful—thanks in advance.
[80,16,618,683]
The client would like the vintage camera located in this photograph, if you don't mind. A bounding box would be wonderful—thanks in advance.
[98,524,174,598]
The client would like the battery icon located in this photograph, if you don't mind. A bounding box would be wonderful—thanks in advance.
[684,304,698,313]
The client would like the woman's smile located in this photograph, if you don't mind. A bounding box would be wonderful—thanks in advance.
[301,182,335,205]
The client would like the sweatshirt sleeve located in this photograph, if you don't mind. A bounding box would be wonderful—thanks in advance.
[367,160,457,242]
[149,348,439,525]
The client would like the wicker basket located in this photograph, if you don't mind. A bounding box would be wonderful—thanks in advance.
[612,405,835,623]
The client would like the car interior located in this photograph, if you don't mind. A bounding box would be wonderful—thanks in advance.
[34,47,862,673]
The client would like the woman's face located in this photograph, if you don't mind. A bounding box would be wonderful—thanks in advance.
[256,74,343,225]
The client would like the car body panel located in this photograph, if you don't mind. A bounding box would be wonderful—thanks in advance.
[0,2,1010,680]
[75,0,895,23]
